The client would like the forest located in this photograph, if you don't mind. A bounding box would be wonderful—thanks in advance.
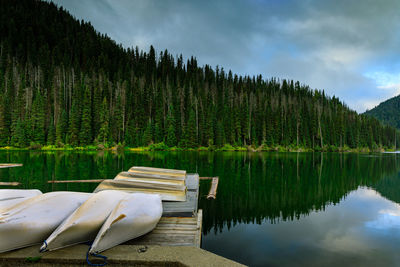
[365,94,400,130]
[0,0,398,151]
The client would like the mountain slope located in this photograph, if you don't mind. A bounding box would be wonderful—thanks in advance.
[365,95,400,129]
[0,0,398,150]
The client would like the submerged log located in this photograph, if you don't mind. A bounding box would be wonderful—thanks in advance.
[206,177,219,200]
[0,163,23,169]
[47,179,106,183]
[0,182,21,186]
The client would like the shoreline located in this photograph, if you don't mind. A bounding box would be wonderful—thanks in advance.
[0,143,396,153]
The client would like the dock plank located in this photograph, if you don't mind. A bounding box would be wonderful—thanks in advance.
[125,209,202,247]
[162,174,199,217]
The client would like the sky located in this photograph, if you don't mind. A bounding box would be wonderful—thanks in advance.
[51,0,400,113]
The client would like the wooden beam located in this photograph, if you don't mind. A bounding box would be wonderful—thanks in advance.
[47,179,106,183]
[0,182,21,186]
[0,163,23,169]
[199,176,217,180]
[206,177,219,199]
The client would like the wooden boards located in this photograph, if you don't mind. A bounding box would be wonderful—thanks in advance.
[162,173,199,217]
[125,209,202,247]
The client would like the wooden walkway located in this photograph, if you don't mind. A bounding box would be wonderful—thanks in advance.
[125,209,202,247]
[125,172,202,247]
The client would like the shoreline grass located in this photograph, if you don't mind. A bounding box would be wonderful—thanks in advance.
[0,142,395,153]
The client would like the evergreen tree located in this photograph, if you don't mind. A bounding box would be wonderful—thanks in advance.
[47,118,56,145]
[0,0,398,151]
[166,106,177,147]
[97,97,109,144]
[31,92,45,144]
[56,109,68,145]
[0,94,10,146]
[143,119,153,146]
[10,119,27,147]
[79,87,92,145]
[68,101,81,146]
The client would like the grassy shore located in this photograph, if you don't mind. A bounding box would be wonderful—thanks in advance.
[0,142,395,153]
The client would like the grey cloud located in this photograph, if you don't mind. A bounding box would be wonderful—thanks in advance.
[51,0,400,112]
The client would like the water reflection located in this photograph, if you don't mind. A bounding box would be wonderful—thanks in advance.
[1,151,400,266]
[203,188,400,266]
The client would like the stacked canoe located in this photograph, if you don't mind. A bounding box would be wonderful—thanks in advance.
[0,166,201,257]
[94,166,187,201]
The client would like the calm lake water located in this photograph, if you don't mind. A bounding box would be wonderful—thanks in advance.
[1,151,400,266]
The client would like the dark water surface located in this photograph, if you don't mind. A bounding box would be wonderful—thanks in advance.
[1,151,400,266]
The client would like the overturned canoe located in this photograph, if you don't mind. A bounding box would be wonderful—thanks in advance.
[94,179,186,201]
[90,193,162,254]
[41,190,129,252]
[0,189,42,213]
[115,171,185,185]
[0,191,91,253]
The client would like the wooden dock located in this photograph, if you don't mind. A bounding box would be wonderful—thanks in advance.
[125,209,202,247]
[125,172,202,247]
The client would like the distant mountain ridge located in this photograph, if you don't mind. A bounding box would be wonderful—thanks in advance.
[365,95,400,129]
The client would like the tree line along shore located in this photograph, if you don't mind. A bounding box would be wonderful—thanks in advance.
[0,0,399,152]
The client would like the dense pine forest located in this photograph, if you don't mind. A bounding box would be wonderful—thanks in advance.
[0,0,398,151]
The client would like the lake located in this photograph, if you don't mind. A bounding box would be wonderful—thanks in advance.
[1,151,400,266]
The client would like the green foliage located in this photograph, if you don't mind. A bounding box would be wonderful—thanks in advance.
[97,98,109,144]
[143,120,153,146]
[79,87,92,145]
[31,92,45,144]
[56,109,68,145]
[68,101,80,146]
[148,142,169,151]
[11,119,28,147]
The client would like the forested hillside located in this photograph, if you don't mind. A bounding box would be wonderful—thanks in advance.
[365,95,400,129]
[0,0,398,150]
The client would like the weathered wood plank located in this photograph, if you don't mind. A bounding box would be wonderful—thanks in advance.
[0,164,22,169]
[195,209,203,248]
[162,174,199,216]
[124,210,202,247]
[207,177,219,199]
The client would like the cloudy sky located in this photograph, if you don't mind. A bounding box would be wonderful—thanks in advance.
[51,0,400,112]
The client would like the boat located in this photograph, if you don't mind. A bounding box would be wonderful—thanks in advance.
[0,189,42,212]
[94,167,187,201]
[89,193,162,254]
[41,190,130,251]
[0,191,91,253]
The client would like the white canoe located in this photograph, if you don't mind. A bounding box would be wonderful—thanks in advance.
[41,190,130,252]
[89,193,162,254]
[0,189,42,213]
[0,191,91,253]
